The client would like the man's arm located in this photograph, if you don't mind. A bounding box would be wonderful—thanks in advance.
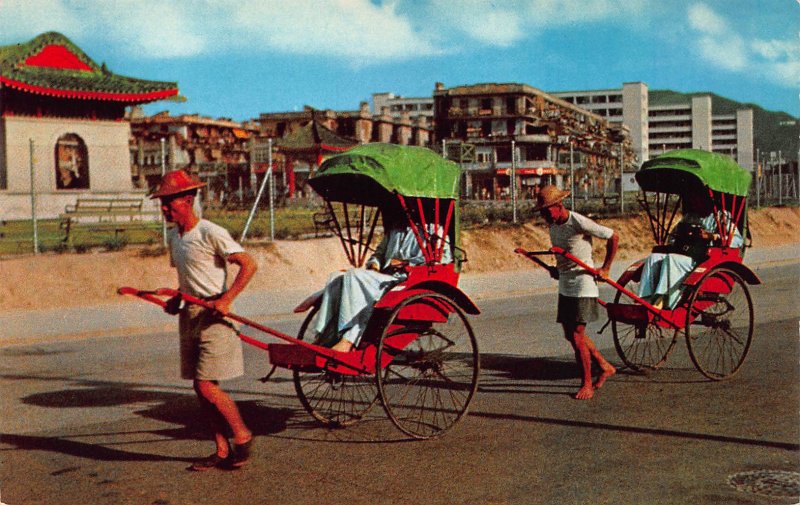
[213,251,257,315]
[597,231,619,280]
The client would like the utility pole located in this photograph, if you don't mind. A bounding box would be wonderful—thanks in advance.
[569,141,575,209]
[511,139,517,223]
[619,142,624,214]
[160,138,167,247]
[755,149,760,208]
[29,139,39,255]
[778,150,783,205]
[242,138,274,242]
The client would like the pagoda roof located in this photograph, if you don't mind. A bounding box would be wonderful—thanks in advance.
[0,32,178,103]
[275,120,358,152]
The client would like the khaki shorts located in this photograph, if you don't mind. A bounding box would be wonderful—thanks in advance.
[556,294,600,325]
[179,304,244,381]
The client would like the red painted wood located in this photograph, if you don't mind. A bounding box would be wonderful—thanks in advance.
[0,76,178,102]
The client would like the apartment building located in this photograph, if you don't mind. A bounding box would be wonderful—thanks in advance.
[552,83,754,170]
[433,82,632,199]
[128,110,258,204]
[256,103,432,198]
[372,92,434,120]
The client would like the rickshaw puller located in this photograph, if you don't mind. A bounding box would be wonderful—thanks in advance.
[153,170,257,471]
[535,185,618,400]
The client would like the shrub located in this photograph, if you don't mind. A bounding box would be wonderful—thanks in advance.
[103,236,128,252]
[139,245,167,257]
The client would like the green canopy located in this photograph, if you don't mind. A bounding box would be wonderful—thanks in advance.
[636,149,752,197]
[309,143,462,204]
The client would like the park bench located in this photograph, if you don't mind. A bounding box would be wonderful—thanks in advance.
[60,197,161,247]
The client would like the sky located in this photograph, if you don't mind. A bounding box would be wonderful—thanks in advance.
[0,0,797,122]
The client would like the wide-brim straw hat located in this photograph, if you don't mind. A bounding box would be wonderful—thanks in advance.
[149,170,206,199]
[533,184,571,211]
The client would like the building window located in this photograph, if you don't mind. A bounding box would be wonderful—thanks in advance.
[506,97,517,114]
[55,133,89,189]
[496,146,512,163]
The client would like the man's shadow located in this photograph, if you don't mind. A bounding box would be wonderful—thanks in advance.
[479,353,591,396]
[4,379,293,463]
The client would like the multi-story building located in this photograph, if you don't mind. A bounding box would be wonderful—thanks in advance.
[552,83,754,170]
[433,82,632,199]
[0,32,178,219]
[128,109,259,205]
[257,102,431,147]
[256,103,433,198]
[372,92,434,120]
[647,95,753,167]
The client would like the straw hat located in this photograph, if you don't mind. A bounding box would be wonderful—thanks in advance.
[533,185,570,211]
[149,170,206,199]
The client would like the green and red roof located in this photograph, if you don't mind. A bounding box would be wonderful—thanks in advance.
[0,32,178,103]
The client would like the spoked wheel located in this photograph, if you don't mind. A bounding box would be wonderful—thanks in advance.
[685,268,754,380]
[376,292,479,439]
[292,305,379,427]
[611,272,679,372]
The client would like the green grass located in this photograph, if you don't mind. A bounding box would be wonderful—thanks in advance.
[0,206,324,256]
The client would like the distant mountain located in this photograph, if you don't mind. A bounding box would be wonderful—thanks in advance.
[650,90,799,161]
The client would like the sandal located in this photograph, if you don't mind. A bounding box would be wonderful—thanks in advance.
[229,439,253,468]
[187,453,230,472]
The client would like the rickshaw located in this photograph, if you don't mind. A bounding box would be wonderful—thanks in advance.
[517,149,759,380]
[121,143,480,439]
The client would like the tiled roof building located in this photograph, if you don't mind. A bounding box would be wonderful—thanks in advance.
[0,32,179,219]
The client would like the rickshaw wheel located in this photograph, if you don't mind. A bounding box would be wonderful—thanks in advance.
[376,292,480,440]
[611,275,678,372]
[685,267,753,380]
[292,305,379,427]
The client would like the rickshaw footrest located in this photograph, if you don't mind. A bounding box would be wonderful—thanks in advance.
[606,303,650,325]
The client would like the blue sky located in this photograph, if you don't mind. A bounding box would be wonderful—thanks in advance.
[1,0,797,122]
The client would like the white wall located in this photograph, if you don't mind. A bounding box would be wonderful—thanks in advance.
[736,109,754,170]
[691,96,713,151]
[0,116,153,219]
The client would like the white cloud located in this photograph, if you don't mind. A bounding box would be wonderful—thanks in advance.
[696,35,748,71]
[0,0,83,39]
[427,0,523,47]
[228,0,439,61]
[0,0,438,63]
[687,3,728,35]
[686,3,798,88]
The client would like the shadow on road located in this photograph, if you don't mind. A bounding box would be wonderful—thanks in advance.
[467,410,800,451]
[2,375,294,462]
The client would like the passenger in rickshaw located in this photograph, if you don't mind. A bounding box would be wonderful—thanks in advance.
[310,210,452,353]
[638,192,743,309]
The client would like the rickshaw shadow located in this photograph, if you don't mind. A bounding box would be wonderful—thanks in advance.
[272,416,417,445]
[477,354,581,396]
[11,379,294,462]
[610,366,716,384]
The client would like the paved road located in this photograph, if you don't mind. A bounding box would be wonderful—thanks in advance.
[0,263,798,505]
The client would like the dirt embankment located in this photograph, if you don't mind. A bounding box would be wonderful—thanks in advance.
[1,207,797,312]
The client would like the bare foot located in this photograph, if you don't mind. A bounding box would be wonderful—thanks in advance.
[593,365,616,390]
[574,385,595,400]
[331,339,354,353]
